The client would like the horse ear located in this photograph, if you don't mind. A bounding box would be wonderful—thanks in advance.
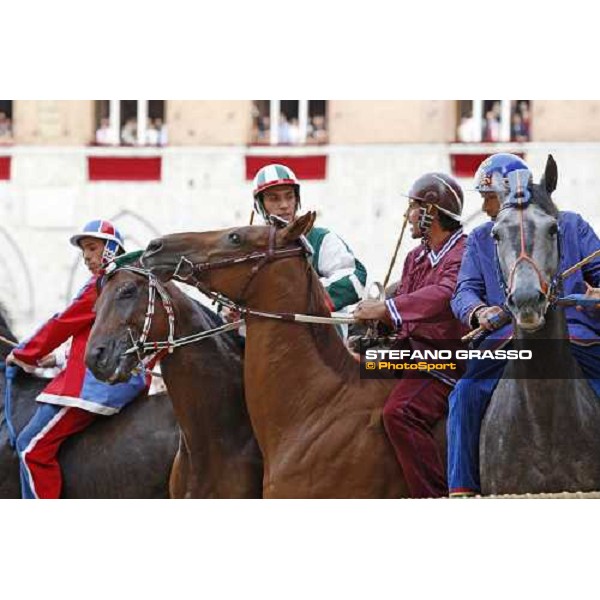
[542,154,558,194]
[279,211,316,244]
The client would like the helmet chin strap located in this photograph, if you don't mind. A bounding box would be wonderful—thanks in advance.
[101,239,121,266]
[255,196,301,224]
[418,204,435,235]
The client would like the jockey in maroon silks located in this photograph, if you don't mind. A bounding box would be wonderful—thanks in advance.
[6,220,149,499]
[354,173,468,498]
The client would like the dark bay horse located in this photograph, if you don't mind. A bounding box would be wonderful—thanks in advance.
[85,258,263,498]
[139,213,443,498]
[480,155,600,495]
[0,310,179,498]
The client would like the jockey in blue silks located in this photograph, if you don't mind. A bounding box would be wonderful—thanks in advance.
[447,153,600,497]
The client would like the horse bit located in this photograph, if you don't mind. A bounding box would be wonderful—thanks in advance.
[101,263,243,362]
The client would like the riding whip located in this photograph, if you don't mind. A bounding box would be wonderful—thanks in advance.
[559,248,600,280]
[0,335,17,348]
[383,210,409,289]
[461,311,510,343]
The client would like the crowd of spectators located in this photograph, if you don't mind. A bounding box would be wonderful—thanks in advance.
[457,101,531,143]
[253,110,328,145]
[511,100,530,142]
[95,117,167,146]
[0,112,13,144]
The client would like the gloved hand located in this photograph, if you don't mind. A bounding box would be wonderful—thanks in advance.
[474,306,509,331]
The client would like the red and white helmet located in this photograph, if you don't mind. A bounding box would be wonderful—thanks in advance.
[252,163,301,220]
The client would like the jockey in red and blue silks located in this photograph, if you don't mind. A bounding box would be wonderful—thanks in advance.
[447,153,600,497]
[6,220,148,499]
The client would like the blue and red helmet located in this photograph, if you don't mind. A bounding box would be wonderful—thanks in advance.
[70,219,125,264]
[474,153,531,198]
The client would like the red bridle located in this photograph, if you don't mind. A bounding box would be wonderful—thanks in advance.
[506,205,550,298]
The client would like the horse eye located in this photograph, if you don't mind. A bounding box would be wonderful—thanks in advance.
[491,229,500,242]
[228,232,242,245]
[548,223,558,236]
[117,283,137,299]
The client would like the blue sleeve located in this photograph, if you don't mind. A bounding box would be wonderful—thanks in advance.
[450,232,487,327]
[578,215,600,287]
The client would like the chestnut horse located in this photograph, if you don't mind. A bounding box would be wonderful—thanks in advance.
[140,214,444,498]
[85,257,263,498]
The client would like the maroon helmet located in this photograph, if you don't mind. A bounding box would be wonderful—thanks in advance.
[408,172,464,225]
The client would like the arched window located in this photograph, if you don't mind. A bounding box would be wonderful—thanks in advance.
[94,100,167,146]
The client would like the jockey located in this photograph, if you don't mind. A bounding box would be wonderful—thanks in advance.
[353,173,468,498]
[448,153,600,497]
[6,220,148,499]
[252,163,367,315]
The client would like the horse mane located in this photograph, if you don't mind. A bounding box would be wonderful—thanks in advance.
[163,281,245,355]
[304,262,358,380]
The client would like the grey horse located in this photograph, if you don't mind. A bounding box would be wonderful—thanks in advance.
[480,155,600,495]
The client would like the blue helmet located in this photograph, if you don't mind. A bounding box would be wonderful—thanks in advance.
[474,153,531,199]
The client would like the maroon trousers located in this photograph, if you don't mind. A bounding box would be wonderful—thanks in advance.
[382,374,450,498]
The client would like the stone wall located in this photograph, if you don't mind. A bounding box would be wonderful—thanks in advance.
[1,142,599,336]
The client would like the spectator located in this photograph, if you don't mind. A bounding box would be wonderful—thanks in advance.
[482,110,500,142]
[95,118,117,146]
[458,111,479,142]
[278,114,291,144]
[311,115,328,143]
[0,111,13,143]
[257,115,270,143]
[511,113,528,143]
[518,101,531,140]
[288,118,300,145]
[155,118,168,146]
[121,118,137,145]
[145,118,159,146]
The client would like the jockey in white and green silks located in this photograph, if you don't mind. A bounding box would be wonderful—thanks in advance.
[252,163,367,313]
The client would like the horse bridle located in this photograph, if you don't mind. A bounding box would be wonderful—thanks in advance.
[169,224,313,315]
[99,224,349,361]
[503,207,557,301]
[101,263,242,361]
[495,174,560,308]
[101,265,177,360]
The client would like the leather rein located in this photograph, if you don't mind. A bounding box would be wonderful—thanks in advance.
[108,227,353,359]
[101,265,243,360]
[163,225,355,327]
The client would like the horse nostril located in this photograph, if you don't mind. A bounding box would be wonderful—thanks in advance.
[89,344,107,370]
[146,239,163,256]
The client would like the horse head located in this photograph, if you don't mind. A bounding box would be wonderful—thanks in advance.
[86,253,173,383]
[492,155,560,331]
[141,212,316,302]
